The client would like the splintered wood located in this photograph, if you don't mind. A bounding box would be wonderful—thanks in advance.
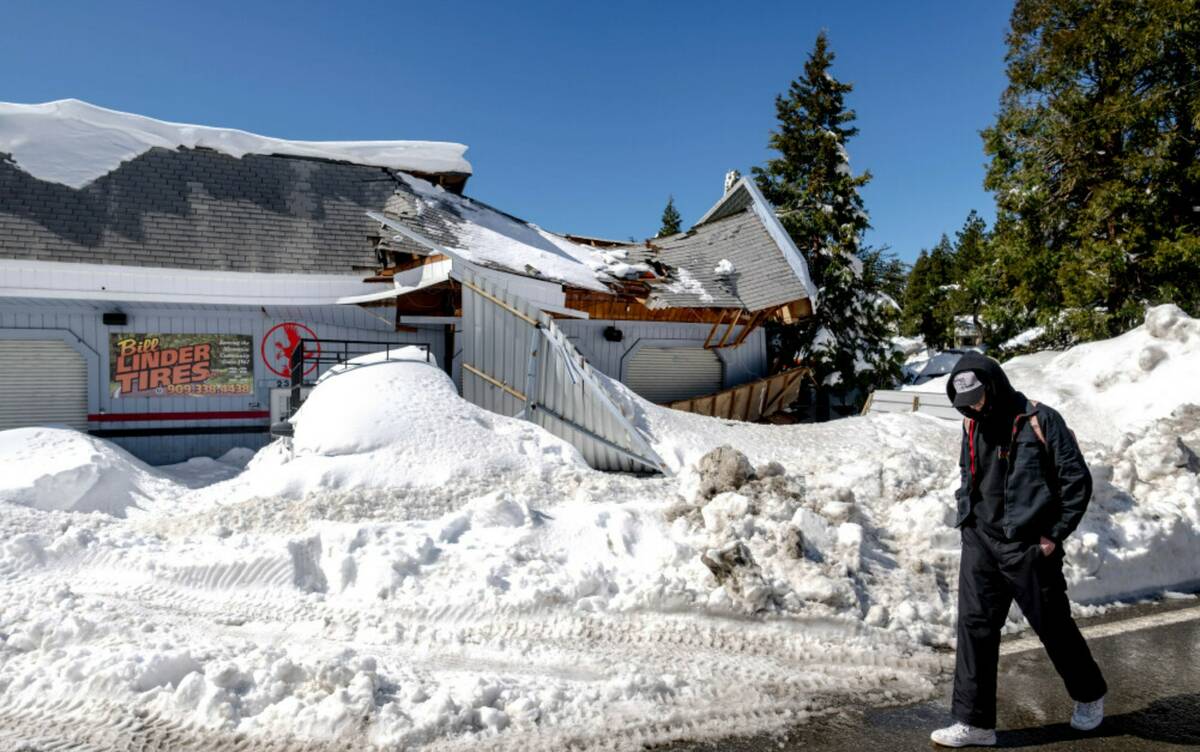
[667,367,812,422]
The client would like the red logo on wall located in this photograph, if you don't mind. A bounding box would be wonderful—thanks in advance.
[262,322,321,378]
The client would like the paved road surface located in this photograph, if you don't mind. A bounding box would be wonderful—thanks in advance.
[656,598,1200,751]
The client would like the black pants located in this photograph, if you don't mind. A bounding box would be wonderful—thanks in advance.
[952,524,1107,729]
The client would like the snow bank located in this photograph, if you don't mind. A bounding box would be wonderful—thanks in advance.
[0,427,182,516]
[0,99,471,189]
[199,355,585,503]
[912,304,1200,442]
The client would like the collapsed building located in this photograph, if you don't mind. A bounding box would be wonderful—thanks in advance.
[0,99,817,470]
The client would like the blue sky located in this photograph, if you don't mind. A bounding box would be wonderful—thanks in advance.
[2,0,1011,263]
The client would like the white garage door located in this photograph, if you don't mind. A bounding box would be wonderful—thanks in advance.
[0,340,88,431]
[625,346,723,404]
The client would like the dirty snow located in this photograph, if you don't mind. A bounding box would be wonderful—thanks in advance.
[0,305,1198,749]
[0,99,472,190]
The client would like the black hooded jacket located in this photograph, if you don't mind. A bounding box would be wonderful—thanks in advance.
[946,352,1093,543]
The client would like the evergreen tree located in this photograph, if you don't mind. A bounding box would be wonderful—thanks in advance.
[983,0,1200,342]
[753,32,901,402]
[658,195,682,237]
[901,235,957,349]
[948,210,996,343]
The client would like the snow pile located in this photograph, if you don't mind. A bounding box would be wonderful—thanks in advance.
[198,355,586,504]
[158,448,255,489]
[912,304,1200,442]
[0,99,472,190]
[0,427,182,516]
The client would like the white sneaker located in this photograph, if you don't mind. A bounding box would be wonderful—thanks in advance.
[930,721,997,747]
[1071,694,1104,731]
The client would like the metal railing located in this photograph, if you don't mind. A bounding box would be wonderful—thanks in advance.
[288,338,430,413]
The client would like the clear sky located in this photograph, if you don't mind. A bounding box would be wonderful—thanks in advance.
[1,0,1011,263]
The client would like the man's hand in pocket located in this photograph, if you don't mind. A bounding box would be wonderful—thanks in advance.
[1039,536,1056,557]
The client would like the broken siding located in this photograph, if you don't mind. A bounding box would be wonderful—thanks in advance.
[457,266,663,474]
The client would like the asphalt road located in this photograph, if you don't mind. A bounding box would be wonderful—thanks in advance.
[654,597,1200,751]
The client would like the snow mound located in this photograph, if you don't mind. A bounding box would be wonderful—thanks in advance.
[207,356,586,502]
[0,427,182,516]
[911,304,1200,442]
[0,99,471,189]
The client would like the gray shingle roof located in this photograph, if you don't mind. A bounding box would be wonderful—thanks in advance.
[629,208,813,311]
[0,146,400,274]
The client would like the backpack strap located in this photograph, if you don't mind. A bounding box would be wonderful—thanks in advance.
[1028,399,1048,448]
[963,417,976,478]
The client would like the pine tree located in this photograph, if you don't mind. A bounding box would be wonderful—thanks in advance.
[901,236,956,349]
[983,0,1200,342]
[948,210,995,343]
[753,31,901,403]
[658,196,682,237]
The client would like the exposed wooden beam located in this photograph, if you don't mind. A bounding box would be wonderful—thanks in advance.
[703,310,729,348]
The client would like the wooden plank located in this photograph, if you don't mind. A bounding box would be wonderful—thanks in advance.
[462,362,527,401]
[729,310,765,347]
[714,392,733,419]
[460,280,541,327]
[715,311,741,348]
[703,309,728,348]
[761,370,800,415]
[746,382,766,422]
[861,391,875,415]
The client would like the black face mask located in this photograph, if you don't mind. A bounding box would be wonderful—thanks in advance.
[954,385,993,420]
[956,404,983,420]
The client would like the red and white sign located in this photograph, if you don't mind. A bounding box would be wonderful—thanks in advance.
[262,322,320,378]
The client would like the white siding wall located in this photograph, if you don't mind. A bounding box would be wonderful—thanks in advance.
[0,300,444,464]
[556,320,767,390]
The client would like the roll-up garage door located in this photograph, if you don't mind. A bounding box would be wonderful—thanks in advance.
[0,340,88,431]
[625,346,723,404]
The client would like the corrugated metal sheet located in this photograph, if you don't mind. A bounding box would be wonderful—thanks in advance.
[557,319,767,389]
[0,340,87,430]
[457,265,663,474]
[625,346,722,404]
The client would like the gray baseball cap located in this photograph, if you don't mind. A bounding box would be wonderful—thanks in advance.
[952,371,986,407]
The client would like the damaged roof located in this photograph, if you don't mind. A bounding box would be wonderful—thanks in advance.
[375,175,819,312]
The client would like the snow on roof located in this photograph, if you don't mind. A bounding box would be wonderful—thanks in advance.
[0,99,472,189]
[378,173,629,292]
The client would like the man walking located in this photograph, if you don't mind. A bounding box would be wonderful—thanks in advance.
[931,352,1107,747]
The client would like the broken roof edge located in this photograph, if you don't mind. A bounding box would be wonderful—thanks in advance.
[694,177,819,312]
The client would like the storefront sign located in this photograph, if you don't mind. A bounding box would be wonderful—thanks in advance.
[110,334,254,398]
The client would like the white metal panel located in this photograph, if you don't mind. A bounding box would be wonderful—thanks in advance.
[456,265,663,474]
[0,340,87,430]
[625,346,723,404]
